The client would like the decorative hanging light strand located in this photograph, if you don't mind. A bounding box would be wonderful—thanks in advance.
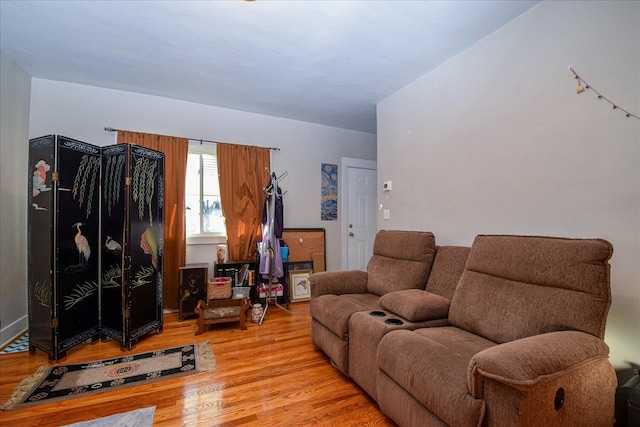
[568,65,639,120]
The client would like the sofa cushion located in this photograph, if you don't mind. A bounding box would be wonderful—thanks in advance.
[425,246,471,300]
[310,270,369,298]
[449,235,613,343]
[366,230,437,296]
[309,293,379,339]
[378,327,495,427]
[340,292,382,310]
[379,290,450,322]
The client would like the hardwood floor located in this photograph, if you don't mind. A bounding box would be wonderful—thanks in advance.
[0,302,395,426]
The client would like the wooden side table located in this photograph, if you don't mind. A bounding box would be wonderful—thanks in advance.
[194,297,249,334]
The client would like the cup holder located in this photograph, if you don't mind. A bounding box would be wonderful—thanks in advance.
[370,311,386,317]
[385,318,404,326]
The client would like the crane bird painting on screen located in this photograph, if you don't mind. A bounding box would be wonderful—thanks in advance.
[65,222,91,274]
[105,236,122,254]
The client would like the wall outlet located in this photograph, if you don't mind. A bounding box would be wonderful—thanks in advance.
[383,209,391,220]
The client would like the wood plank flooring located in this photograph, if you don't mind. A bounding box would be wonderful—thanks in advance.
[0,302,395,426]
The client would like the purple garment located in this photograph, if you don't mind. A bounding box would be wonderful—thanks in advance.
[259,237,283,279]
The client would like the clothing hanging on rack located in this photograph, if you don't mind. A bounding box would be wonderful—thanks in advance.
[262,172,283,238]
[257,170,290,324]
[259,172,284,278]
[259,238,283,278]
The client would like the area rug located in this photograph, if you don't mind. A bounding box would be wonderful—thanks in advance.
[62,406,156,427]
[1,342,215,411]
[0,332,29,354]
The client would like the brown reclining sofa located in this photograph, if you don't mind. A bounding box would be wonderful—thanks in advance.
[310,231,617,426]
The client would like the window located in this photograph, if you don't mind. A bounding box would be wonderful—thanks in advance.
[185,143,225,236]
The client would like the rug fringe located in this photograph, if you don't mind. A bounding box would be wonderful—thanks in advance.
[1,365,50,411]
[196,341,216,372]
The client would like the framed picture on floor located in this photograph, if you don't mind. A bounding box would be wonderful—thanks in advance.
[289,269,312,302]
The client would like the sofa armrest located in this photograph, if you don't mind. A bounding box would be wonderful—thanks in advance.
[379,289,450,322]
[309,270,369,297]
[468,330,610,398]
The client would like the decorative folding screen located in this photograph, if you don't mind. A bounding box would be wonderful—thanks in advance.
[28,135,164,360]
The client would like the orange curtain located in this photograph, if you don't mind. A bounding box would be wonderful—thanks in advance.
[217,143,270,261]
[117,131,188,309]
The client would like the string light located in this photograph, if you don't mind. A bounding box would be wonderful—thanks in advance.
[568,65,639,120]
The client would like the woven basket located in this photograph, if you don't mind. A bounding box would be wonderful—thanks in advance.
[208,277,232,299]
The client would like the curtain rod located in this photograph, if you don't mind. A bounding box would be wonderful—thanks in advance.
[104,127,280,151]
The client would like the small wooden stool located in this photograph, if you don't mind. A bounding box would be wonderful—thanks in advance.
[194,297,249,335]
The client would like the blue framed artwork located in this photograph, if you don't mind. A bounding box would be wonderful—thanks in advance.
[321,163,337,221]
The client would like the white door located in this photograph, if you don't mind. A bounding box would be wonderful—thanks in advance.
[346,166,377,270]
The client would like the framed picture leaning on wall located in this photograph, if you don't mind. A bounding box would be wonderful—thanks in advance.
[289,269,312,302]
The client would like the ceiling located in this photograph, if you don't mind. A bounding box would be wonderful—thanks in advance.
[0,1,539,134]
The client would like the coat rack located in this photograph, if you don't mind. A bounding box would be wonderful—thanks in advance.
[258,168,290,324]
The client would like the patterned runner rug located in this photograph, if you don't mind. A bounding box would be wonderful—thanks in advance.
[0,333,29,354]
[1,342,215,411]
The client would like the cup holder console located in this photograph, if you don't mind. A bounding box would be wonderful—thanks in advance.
[370,311,404,326]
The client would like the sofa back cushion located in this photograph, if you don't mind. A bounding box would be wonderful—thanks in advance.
[366,230,437,296]
[448,235,613,343]
[425,246,471,300]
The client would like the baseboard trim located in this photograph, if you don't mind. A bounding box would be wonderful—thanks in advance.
[0,315,28,349]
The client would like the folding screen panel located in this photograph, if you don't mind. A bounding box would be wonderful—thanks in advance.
[28,135,101,360]
[101,143,165,349]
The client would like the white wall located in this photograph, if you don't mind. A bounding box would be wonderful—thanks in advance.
[377,0,639,369]
[0,49,31,344]
[28,79,376,279]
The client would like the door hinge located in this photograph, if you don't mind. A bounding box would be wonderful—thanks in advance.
[125,177,131,186]
[52,318,58,328]
[124,309,130,319]
[52,172,59,182]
